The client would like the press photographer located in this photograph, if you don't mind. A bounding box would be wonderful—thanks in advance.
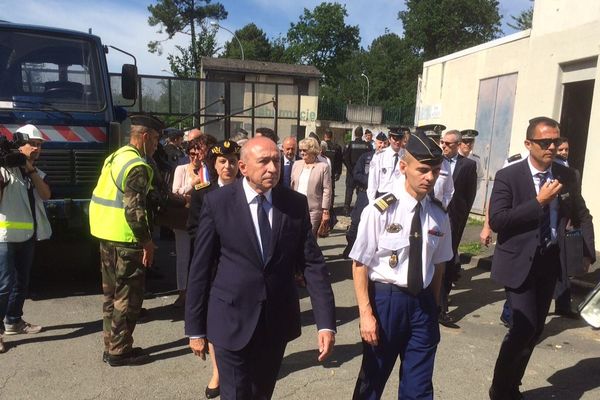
[0,124,52,353]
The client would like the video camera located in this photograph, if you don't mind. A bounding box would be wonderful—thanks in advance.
[0,132,28,168]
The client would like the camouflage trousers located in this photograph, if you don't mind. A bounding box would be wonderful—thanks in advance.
[100,240,146,355]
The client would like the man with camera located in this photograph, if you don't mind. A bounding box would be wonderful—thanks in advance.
[0,124,52,353]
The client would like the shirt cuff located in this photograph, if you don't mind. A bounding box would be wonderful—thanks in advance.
[318,328,336,334]
[188,335,206,339]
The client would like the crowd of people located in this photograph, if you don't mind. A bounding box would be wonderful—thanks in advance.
[0,115,595,400]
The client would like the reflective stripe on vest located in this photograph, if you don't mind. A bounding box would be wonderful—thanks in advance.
[0,221,34,230]
[88,145,153,243]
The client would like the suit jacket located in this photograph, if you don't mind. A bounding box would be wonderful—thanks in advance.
[489,159,595,289]
[185,179,336,351]
[290,160,332,214]
[279,154,301,187]
[447,155,478,249]
[186,180,218,239]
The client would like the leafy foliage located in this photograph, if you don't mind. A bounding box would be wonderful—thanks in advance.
[221,23,272,61]
[285,2,360,87]
[399,0,502,60]
[147,0,227,77]
[507,0,534,31]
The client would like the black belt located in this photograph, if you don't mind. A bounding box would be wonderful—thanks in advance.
[371,281,430,296]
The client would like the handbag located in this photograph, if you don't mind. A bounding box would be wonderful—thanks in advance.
[564,228,585,276]
[317,217,331,238]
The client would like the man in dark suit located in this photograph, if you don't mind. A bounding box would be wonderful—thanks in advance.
[279,136,300,188]
[488,117,595,400]
[343,126,372,215]
[439,129,478,327]
[185,136,336,400]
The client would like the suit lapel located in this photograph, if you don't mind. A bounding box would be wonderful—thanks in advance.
[453,155,464,180]
[234,180,264,266]
[519,159,537,199]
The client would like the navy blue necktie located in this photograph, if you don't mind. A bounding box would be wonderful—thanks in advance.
[537,172,551,246]
[407,202,423,295]
[391,152,400,173]
[256,195,271,263]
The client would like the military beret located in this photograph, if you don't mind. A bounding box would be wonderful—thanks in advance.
[388,126,410,137]
[376,132,387,141]
[405,130,443,165]
[130,114,165,132]
[460,129,479,139]
[416,124,446,139]
[164,128,184,140]
[210,140,241,157]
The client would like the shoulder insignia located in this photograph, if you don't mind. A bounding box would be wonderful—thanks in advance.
[373,193,397,213]
[194,181,211,191]
[429,196,447,213]
[507,153,522,163]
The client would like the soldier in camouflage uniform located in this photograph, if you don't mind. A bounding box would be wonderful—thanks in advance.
[89,114,164,366]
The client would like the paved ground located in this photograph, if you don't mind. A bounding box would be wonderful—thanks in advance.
[2,176,600,399]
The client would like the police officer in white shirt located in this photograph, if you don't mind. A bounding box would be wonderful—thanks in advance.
[419,124,454,208]
[350,130,453,399]
[366,126,409,201]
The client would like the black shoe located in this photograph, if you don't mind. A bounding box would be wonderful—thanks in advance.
[439,311,460,329]
[107,348,149,366]
[554,308,580,319]
[205,385,220,399]
[500,314,511,328]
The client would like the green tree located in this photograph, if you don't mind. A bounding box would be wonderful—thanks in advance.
[147,0,227,77]
[221,23,272,61]
[399,0,502,60]
[286,2,360,86]
[507,0,534,31]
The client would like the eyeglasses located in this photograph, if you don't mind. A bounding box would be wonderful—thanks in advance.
[299,148,308,152]
[528,138,564,150]
[440,140,457,146]
[26,140,43,148]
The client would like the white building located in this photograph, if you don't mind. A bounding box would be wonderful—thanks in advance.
[415,0,600,238]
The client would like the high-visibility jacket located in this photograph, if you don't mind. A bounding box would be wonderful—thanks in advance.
[0,167,52,242]
[89,145,153,243]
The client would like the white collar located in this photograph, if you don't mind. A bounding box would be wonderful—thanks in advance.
[242,177,272,204]
[527,156,552,177]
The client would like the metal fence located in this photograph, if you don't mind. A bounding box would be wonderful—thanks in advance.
[318,99,411,125]
[110,74,304,140]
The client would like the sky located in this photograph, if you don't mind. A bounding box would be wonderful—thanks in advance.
[0,0,529,75]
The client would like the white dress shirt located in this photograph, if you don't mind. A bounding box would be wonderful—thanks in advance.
[367,146,404,201]
[350,187,453,288]
[527,157,558,243]
[242,177,273,256]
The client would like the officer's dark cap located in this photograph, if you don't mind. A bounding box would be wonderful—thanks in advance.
[405,130,443,165]
[460,129,479,139]
[376,132,387,141]
[130,114,165,133]
[210,140,241,158]
[164,128,184,140]
[388,126,410,137]
[416,124,446,139]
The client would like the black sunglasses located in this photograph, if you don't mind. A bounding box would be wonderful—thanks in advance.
[528,138,564,150]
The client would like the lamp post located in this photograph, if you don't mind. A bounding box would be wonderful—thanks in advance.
[210,21,245,60]
[360,73,370,106]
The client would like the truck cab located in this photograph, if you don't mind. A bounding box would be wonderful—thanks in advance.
[0,21,136,236]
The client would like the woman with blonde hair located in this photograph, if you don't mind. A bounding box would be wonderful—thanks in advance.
[290,137,332,236]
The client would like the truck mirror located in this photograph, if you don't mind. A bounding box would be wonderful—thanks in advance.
[121,64,138,100]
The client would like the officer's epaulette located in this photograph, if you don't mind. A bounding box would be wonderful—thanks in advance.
[506,153,522,163]
[429,196,447,213]
[194,181,211,191]
[375,148,386,155]
[374,193,397,213]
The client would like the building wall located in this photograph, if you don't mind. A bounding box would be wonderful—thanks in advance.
[416,0,600,238]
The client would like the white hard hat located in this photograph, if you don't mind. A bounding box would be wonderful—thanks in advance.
[16,124,45,141]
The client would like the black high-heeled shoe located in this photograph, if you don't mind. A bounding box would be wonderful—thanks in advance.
[205,385,220,399]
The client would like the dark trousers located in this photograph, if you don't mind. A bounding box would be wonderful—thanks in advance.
[0,238,35,328]
[345,190,369,252]
[353,283,440,400]
[491,246,560,395]
[344,171,356,208]
[214,310,288,400]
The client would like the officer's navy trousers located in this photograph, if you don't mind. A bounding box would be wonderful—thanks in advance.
[353,282,440,400]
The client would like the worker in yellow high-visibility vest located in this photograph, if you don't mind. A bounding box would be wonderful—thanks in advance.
[0,124,51,353]
[89,114,164,367]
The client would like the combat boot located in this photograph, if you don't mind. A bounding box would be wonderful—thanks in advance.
[107,347,149,366]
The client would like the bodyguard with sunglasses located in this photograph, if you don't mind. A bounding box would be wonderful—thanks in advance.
[488,117,595,400]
